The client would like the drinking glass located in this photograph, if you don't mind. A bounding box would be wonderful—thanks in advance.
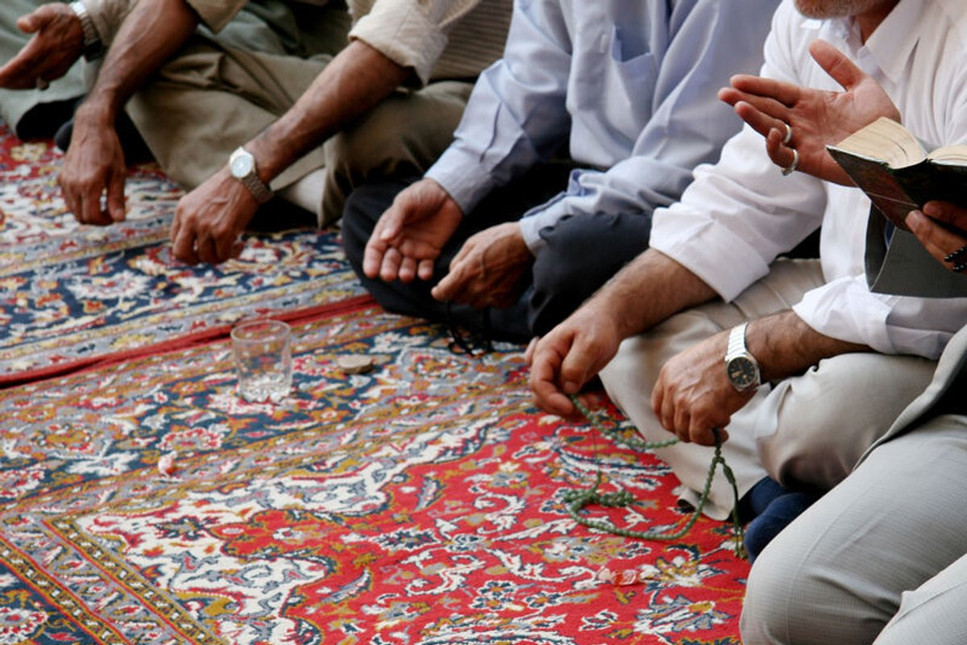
[231,319,292,403]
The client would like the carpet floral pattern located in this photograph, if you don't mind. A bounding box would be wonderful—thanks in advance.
[0,305,749,644]
[0,125,364,384]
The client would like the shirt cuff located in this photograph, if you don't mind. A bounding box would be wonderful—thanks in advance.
[790,276,961,360]
[349,0,447,86]
[792,278,895,353]
[518,194,568,253]
[426,145,501,215]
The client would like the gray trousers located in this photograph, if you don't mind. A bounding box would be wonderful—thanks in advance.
[742,324,967,644]
[600,259,937,520]
[742,414,967,644]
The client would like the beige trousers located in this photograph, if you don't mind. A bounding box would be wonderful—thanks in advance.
[127,22,472,225]
[599,259,937,519]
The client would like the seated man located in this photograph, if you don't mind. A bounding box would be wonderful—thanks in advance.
[0,0,313,158]
[528,0,967,559]
[718,22,967,644]
[343,0,781,342]
[0,0,512,264]
[742,205,967,644]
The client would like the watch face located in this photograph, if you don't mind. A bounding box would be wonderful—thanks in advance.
[727,356,758,390]
[231,153,253,178]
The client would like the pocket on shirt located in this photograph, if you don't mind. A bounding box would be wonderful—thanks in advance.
[601,26,657,131]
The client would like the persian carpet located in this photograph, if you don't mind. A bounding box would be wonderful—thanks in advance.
[0,123,365,386]
[0,302,749,644]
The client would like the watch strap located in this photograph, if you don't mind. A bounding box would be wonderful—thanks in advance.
[69,2,105,60]
[726,322,749,362]
[238,172,274,204]
[724,321,761,392]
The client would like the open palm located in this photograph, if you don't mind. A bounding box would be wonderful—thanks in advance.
[363,179,463,283]
[719,39,900,184]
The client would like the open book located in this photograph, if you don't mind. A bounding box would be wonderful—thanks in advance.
[827,117,967,231]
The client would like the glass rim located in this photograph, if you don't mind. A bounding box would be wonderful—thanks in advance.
[230,319,291,342]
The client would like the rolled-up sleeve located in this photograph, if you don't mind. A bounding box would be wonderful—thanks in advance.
[651,124,827,302]
[84,0,135,45]
[85,0,248,37]
[350,0,484,86]
[792,277,966,359]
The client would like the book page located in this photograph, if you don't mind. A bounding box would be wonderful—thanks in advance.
[833,117,926,168]
[929,144,967,164]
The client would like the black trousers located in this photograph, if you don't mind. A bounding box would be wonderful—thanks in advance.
[342,167,653,342]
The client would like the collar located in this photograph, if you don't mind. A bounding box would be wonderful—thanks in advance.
[862,0,925,85]
[807,0,924,85]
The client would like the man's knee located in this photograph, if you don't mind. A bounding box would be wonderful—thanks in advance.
[758,352,937,489]
[741,533,883,644]
[741,550,828,644]
[323,88,469,223]
[326,84,470,183]
[530,212,650,334]
[534,212,649,290]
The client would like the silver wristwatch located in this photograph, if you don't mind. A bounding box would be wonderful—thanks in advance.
[69,1,104,60]
[724,322,761,392]
[229,147,273,204]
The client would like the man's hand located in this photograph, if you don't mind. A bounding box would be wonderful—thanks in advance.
[527,249,720,418]
[362,179,463,284]
[170,169,256,264]
[432,222,532,308]
[908,201,967,272]
[0,4,84,89]
[526,303,623,417]
[650,331,757,446]
[58,104,127,225]
[718,39,900,185]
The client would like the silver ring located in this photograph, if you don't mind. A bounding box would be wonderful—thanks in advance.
[782,122,793,145]
[781,148,799,176]
[35,77,49,91]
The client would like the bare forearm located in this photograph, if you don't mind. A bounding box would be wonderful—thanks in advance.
[79,0,199,124]
[246,39,412,181]
[747,310,870,382]
[592,248,718,339]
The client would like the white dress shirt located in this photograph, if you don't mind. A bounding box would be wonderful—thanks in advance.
[425,0,781,253]
[650,0,967,359]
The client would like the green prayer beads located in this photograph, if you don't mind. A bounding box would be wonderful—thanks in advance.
[565,395,747,558]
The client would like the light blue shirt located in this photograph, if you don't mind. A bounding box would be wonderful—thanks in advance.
[425,0,780,252]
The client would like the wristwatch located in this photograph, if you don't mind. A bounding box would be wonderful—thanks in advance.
[229,147,273,204]
[724,322,761,392]
[69,1,105,60]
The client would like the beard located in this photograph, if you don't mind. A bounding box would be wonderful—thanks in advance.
[794,0,893,18]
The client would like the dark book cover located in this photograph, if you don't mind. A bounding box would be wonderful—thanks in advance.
[828,145,967,231]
